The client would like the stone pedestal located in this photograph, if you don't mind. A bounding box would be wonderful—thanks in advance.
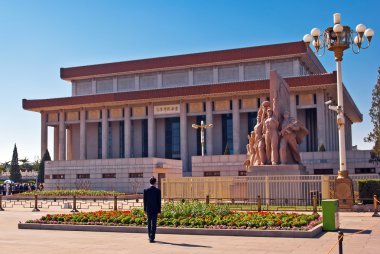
[247,164,308,176]
[335,171,354,209]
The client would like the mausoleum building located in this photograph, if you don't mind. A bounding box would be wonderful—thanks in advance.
[23,41,378,192]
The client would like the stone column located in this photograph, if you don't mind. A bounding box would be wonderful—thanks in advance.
[157,73,163,88]
[232,98,240,154]
[79,109,86,160]
[188,69,194,85]
[134,75,140,90]
[325,101,331,151]
[72,82,76,96]
[59,111,66,160]
[206,99,213,155]
[290,94,297,119]
[54,126,59,160]
[329,102,335,151]
[124,105,131,158]
[238,64,244,81]
[67,126,73,160]
[292,58,300,76]
[332,109,338,150]
[91,79,96,94]
[113,77,117,92]
[102,108,108,159]
[345,117,352,150]
[148,104,156,157]
[265,61,271,79]
[41,112,48,159]
[316,90,326,149]
[213,67,218,83]
[327,108,332,150]
[180,102,188,172]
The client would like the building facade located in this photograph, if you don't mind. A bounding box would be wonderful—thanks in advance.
[23,41,378,192]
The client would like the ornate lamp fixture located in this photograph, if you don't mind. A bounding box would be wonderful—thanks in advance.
[192,121,213,157]
[303,13,374,60]
[303,13,374,208]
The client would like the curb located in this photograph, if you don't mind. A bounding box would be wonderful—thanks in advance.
[18,223,322,238]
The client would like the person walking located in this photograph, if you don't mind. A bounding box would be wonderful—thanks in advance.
[143,177,161,243]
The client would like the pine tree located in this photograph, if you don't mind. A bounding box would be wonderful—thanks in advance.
[365,67,380,158]
[224,144,231,155]
[10,144,21,182]
[38,150,51,183]
[318,144,326,152]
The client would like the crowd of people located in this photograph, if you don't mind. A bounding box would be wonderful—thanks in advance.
[0,182,44,195]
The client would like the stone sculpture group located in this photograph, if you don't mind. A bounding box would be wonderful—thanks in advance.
[245,97,309,169]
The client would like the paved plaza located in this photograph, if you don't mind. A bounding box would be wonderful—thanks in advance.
[0,209,379,254]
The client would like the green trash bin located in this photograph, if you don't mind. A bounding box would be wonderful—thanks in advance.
[322,199,340,231]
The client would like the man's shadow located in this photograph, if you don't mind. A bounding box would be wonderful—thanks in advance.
[155,241,211,248]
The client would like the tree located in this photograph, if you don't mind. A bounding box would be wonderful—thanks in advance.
[318,144,326,152]
[224,144,231,155]
[32,159,40,172]
[38,150,51,183]
[10,144,21,182]
[0,161,10,173]
[365,67,380,158]
[19,157,32,172]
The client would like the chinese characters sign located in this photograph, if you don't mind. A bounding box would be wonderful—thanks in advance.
[154,104,180,115]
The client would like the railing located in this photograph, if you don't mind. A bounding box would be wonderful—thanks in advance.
[1,193,378,215]
[0,171,38,180]
[328,174,379,193]
[162,174,380,203]
[0,194,143,211]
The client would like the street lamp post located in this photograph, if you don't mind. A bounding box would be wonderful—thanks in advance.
[303,13,374,208]
[192,121,213,157]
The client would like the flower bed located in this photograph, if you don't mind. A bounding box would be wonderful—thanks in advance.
[15,189,126,197]
[25,202,321,231]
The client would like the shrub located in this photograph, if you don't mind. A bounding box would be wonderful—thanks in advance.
[38,150,51,183]
[224,144,231,155]
[358,179,380,204]
[131,208,145,217]
[161,201,230,218]
[26,203,321,231]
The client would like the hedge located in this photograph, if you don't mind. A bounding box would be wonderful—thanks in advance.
[358,179,380,204]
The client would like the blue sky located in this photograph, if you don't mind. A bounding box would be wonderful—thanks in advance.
[0,0,379,162]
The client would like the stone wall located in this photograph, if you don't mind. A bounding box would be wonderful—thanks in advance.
[44,158,182,193]
[192,154,247,177]
[191,150,380,176]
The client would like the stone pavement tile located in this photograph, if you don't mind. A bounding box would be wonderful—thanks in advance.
[1,210,380,254]
[363,248,380,254]
[345,248,378,254]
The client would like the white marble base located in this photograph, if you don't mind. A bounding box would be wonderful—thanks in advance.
[247,164,308,176]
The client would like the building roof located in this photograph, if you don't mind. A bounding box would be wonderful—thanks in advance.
[60,41,312,80]
[24,73,333,107]
[23,72,363,122]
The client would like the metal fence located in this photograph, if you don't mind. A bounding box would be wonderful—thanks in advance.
[329,174,380,193]
[1,174,378,212]
[161,174,380,206]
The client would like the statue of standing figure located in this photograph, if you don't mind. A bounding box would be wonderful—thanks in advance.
[279,111,309,164]
[244,131,255,169]
[253,110,266,165]
[244,98,308,169]
[264,98,279,165]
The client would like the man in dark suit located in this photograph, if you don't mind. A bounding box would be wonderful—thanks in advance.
[143,177,161,243]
